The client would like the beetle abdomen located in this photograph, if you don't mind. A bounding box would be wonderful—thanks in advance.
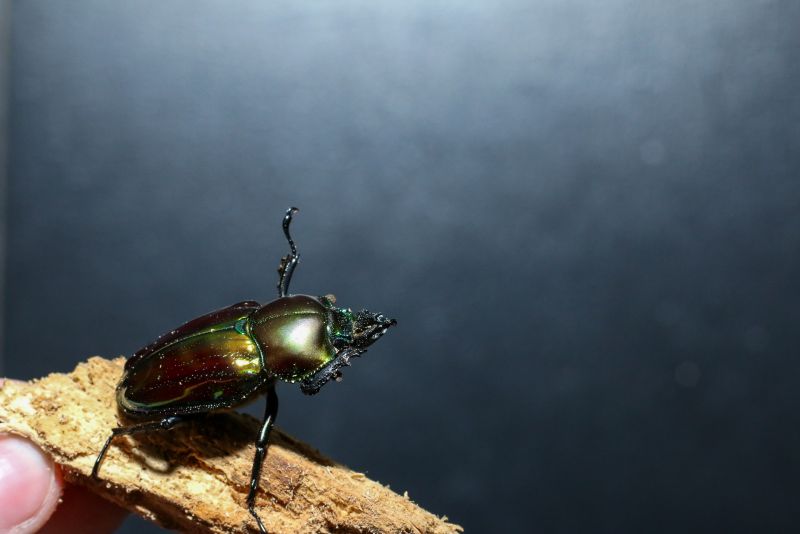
[118,317,267,417]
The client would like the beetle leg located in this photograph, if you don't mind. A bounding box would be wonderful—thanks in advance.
[247,382,279,534]
[91,415,187,479]
[277,207,300,298]
[300,347,363,395]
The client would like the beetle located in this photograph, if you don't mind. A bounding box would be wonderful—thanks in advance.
[91,207,396,533]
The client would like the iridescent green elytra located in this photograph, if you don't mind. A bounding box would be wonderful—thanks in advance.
[117,294,365,416]
[92,208,396,534]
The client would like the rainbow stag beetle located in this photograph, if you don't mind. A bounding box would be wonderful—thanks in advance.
[91,207,396,533]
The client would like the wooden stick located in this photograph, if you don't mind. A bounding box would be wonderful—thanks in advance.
[0,357,461,534]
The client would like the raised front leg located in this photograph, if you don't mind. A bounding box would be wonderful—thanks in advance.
[276,207,300,297]
[247,382,279,534]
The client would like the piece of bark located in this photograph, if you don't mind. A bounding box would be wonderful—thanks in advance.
[0,357,461,534]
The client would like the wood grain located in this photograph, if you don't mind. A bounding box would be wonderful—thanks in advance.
[0,357,461,534]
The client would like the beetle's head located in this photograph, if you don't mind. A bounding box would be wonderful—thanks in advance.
[349,309,397,349]
[328,306,397,354]
[299,296,396,395]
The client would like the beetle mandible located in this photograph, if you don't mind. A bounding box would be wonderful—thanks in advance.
[91,207,396,533]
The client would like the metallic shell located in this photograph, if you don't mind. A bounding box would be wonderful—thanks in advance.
[118,306,267,417]
[249,295,337,382]
[125,301,260,372]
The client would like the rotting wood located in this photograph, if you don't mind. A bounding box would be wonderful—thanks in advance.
[0,357,461,534]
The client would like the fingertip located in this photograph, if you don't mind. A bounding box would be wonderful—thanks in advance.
[0,435,63,534]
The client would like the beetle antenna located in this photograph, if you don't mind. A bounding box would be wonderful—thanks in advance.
[277,207,300,297]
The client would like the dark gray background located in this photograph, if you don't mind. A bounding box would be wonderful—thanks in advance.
[3,1,800,532]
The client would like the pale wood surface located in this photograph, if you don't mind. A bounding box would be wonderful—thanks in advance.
[0,357,461,533]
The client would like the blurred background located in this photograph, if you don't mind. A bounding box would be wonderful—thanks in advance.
[2,1,799,532]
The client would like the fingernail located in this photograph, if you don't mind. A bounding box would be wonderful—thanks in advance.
[0,435,62,533]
